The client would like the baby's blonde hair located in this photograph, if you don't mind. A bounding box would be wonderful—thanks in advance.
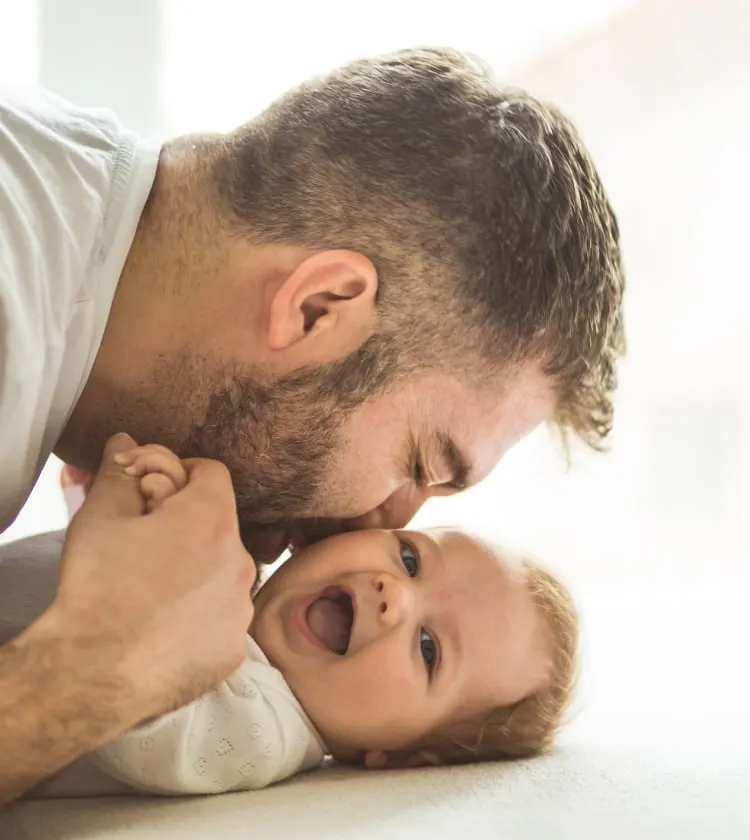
[391,557,579,766]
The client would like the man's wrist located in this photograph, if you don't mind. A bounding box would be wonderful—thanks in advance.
[9,606,141,749]
[0,606,147,804]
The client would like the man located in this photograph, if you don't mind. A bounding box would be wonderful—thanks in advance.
[0,48,624,801]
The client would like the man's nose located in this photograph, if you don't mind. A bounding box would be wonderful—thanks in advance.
[346,485,431,532]
[372,573,414,627]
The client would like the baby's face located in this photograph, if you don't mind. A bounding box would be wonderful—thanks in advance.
[251,529,549,761]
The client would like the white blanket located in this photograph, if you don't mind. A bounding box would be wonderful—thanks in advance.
[1,532,748,839]
[4,742,749,839]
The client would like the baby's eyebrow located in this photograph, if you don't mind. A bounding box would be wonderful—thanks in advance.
[436,432,472,491]
[444,608,463,672]
[424,533,463,684]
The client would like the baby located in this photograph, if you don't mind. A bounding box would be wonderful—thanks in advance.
[75,445,579,794]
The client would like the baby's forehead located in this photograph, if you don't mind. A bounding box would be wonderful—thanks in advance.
[427,534,550,708]
[413,528,562,706]
[418,527,524,576]
[414,528,539,632]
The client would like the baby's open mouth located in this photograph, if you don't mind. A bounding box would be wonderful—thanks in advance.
[305,586,354,655]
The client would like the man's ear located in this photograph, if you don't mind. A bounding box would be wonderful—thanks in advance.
[266,250,378,368]
[363,749,442,770]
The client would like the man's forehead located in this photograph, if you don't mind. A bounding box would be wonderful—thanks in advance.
[429,406,510,489]
[425,366,556,483]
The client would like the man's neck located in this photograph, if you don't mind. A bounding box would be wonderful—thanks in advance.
[55,140,308,471]
[55,152,207,468]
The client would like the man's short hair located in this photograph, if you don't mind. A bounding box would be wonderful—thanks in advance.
[213,47,625,449]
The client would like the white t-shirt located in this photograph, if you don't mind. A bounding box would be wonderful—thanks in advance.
[93,636,328,795]
[0,85,160,532]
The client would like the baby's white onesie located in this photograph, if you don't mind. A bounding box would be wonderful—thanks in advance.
[92,636,327,794]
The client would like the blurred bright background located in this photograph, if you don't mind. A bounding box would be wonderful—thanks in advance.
[1,0,748,749]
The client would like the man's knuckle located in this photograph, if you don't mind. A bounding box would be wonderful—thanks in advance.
[227,637,247,668]
[212,507,239,540]
[206,459,232,483]
[237,559,256,587]
[184,501,237,548]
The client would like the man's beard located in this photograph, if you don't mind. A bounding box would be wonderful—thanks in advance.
[179,366,351,561]
[86,337,399,562]
[180,340,399,543]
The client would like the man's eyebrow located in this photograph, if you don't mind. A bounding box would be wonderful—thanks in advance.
[437,432,472,491]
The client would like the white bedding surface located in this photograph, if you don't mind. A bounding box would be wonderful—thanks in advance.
[1,531,748,839]
[4,741,750,840]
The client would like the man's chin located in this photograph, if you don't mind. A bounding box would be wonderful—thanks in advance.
[242,519,347,564]
[242,529,291,565]
[288,519,347,553]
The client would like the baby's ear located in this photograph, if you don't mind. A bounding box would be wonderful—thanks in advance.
[363,749,442,770]
[363,750,388,770]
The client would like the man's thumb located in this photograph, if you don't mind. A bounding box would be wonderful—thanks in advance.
[81,433,144,519]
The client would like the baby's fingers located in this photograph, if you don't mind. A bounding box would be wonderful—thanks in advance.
[141,473,179,512]
[115,444,188,491]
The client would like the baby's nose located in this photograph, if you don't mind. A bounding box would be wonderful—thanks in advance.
[373,574,414,626]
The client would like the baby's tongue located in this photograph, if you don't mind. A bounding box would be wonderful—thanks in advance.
[306,597,350,655]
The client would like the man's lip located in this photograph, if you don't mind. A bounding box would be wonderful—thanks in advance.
[292,586,357,654]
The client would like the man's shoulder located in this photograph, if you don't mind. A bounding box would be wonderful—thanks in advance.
[0,84,125,160]
[0,85,124,335]
[0,85,129,264]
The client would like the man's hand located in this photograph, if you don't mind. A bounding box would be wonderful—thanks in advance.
[57,434,257,715]
[0,433,256,803]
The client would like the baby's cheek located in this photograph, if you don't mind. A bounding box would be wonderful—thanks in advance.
[342,648,420,717]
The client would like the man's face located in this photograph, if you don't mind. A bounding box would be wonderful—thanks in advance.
[73,349,554,563]
[211,362,555,562]
[66,247,555,560]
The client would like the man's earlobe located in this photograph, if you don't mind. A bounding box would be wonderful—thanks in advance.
[267,250,378,364]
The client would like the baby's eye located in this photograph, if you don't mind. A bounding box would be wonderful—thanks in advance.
[420,629,439,676]
[399,540,420,578]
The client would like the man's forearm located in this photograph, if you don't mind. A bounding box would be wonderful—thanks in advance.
[0,609,135,804]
